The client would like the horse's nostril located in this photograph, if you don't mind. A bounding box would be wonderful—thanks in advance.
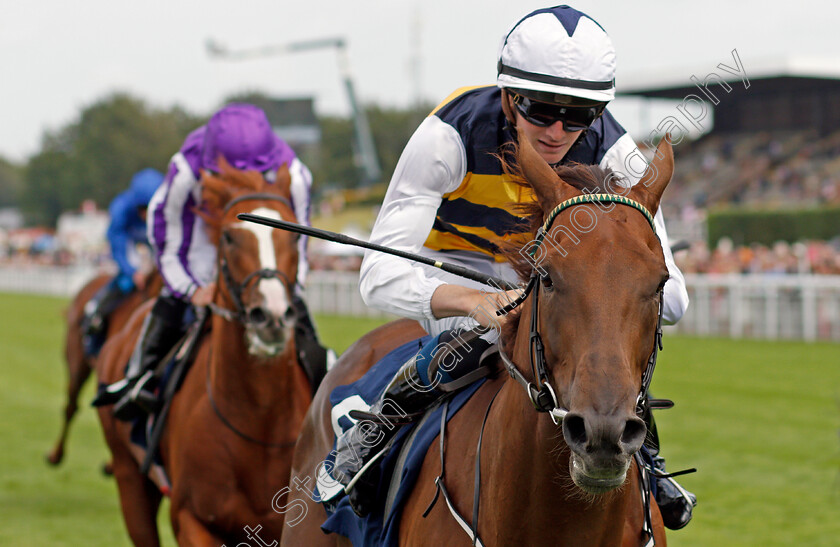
[247,307,269,326]
[563,413,587,449]
[620,417,647,452]
[283,307,296,324]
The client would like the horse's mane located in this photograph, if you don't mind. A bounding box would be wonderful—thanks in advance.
[196,158,292,243]
[496,141,623,342]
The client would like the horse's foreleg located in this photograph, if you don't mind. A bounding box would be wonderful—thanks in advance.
[111,457,163,546]
[99,406,162,547]
[46,345,92,466]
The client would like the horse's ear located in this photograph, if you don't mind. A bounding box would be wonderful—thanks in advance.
[273,164,292,199]
[515,126,576,214]
[629,134,674,214]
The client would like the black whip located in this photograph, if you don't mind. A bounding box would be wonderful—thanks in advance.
[237,213,519,291]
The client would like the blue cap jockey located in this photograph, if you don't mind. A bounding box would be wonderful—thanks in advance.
[107,168,164,292]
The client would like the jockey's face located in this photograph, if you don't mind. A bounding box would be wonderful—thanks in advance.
[506,91,606,165]
[515,111,584,165]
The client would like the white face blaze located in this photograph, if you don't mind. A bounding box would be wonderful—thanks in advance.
[233,207,291,319]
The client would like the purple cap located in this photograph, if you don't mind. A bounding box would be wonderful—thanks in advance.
[201,103,286,172]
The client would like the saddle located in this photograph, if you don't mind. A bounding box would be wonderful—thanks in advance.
[131,311,211,475]
[314,335,487,546]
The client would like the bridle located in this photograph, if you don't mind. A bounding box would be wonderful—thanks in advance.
[494,193,665,424]
[209,193,296,325]
[204,192,300,449]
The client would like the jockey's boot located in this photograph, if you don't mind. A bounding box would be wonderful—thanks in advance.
[333,355,442,517]
[641,398,697,530]
[652,454,697,530]
[291,292,335,394]
[81,280,126,357]
[333,328,494,517]
[92,310,184,420]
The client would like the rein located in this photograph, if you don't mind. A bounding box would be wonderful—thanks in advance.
[204,349,297,449]
[493,193,663,422]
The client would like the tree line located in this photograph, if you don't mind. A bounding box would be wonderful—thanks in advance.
[1,92,434,226]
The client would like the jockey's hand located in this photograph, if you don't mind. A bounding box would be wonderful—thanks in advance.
[132,270,146,291]
[430,284,523,330]
[191,283,216,307]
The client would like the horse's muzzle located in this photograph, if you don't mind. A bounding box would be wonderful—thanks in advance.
[562,411,647,494]
[244,304,295,357]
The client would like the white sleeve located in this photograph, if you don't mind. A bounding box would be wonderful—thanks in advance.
[148,153,201,299]
[653,208,690,324]
[600,134,690,325]
[359,116,466,320]
[288,158,313,286]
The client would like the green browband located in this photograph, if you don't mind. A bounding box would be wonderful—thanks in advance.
[531,193,656,256]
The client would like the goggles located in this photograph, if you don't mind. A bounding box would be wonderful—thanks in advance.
[512,94,605,132]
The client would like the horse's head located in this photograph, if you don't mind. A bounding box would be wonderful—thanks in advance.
[506,131,674,494]
[200,159,300,357]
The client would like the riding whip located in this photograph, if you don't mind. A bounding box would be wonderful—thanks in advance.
[237,213,519,291]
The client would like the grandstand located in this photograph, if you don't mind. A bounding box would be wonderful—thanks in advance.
[621,58,840,212]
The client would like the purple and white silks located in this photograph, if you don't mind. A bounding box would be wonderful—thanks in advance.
[147,127,313,301]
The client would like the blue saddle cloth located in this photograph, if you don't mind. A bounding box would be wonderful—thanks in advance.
[317,335,484,547]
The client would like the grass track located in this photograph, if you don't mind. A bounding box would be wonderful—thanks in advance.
[0,291,838,545]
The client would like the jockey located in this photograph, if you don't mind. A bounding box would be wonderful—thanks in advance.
[81,168,163,357]
[333,5,697,529]
[93,103,330,419]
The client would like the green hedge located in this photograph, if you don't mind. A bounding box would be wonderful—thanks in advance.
[707,207,840,246]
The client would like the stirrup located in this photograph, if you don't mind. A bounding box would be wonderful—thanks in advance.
[343,443,390,494]
[91,378,131,407]
[112,371,159,421]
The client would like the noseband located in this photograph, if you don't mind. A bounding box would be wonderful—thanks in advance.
[495,193,664,423]
[210,193,296,325]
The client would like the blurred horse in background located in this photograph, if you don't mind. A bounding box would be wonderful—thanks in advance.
[46,270,161,467]
[96,161,312,546]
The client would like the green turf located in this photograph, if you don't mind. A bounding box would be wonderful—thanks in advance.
[1,291,838,545]
[652,336,840,546]
[0,291,388,546]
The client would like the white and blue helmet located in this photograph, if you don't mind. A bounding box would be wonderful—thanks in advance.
[497,5,616,103]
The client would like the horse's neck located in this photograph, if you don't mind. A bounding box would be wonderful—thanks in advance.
[207,314,302,411]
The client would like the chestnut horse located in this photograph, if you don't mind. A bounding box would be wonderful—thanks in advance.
[96,162,312,546]
[47,270,160,466]
[281,134,676,546]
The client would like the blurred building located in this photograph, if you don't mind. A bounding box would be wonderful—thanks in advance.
[618,58,840,245]
[56,199,108,258]
[620,57,840,135]
[0,207,23,230]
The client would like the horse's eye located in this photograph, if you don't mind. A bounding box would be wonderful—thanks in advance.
[542,273,554,290]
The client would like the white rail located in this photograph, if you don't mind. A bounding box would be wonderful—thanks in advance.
[2,266,839,341]
[0,264,99,297]
[671,274,840,342]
